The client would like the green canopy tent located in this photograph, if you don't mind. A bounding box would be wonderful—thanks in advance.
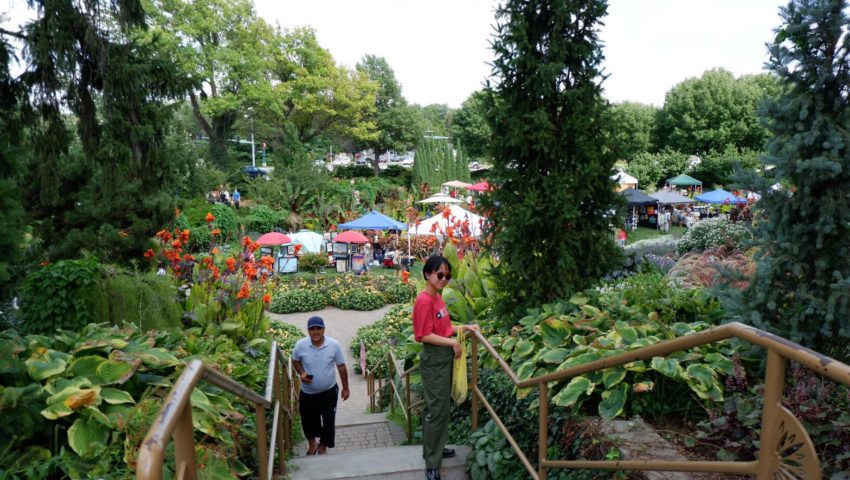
[665,174,703,196]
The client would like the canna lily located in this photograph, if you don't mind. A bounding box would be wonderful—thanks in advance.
[263,294,271,305]
[226,257,236,272]
[144,249,156,260]
[237,281,251,299]
[206,212,215,223]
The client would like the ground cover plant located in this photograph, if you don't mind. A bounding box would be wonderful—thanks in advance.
[268,273,415,313]
[350,304,412,376]
[676,218,752,254]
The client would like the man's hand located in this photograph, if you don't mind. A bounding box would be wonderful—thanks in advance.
[300,371,312,384]
[341,387,350,401]
[452,339,462,359]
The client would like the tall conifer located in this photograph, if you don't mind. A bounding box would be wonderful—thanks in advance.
[482,0,622,320]
[737,0,850,349]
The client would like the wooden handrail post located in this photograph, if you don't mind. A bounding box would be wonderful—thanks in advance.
[256,403,269,480]
[275,363,285,475]
[378,375,383,410]
[471,334,479,430]
[173,402,197,480]
[538,383,548,480]
[405,371,412,442]
[755,349,786,479]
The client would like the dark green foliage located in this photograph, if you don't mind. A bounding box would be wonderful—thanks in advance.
[736,0,850,348]
[449,91,492,160]
[333,164,375,179]
[0,38,26,300]
[19,259,103,334]
[18,1,191,264]
[656,69,775,154]
[689,147,762,189]
[627,150,690,190]
[268,288,327,314]
[606,101,659,161]
[482,0,623,320]
[174,213,212,252]
[18,259,183,335]
[412,137,471,190]
[246,205,278,233]
[333,289,385,311]
[349,305,409,375]
[211,203,239,240]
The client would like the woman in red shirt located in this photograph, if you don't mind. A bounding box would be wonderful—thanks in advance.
[413,255,479,480]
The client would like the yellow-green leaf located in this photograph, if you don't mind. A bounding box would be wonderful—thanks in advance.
[67,418,108,458]
[551,376,594,408]
[100,388,135,404]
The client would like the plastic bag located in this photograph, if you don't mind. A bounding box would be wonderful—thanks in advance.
[452,326,468,404]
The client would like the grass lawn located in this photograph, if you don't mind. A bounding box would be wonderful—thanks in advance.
[290,265,400,278]
[626,226,687,245]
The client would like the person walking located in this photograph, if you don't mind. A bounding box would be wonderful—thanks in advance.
[413,255,479,480]
[232,188,241,209]
[291,316,350,455]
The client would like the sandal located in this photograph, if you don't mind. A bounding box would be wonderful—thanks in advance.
[306,444,318,456]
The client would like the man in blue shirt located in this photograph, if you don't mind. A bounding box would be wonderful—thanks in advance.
[291,316,350,455]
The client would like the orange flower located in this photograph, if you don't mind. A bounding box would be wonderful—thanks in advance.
[40,260,50,267]
[171,240,182,249]
[294,244,302,255]
[401,271,409,284]
[211,229,221,236]
[260,255,274,270]
[262,294,271,305]
[441,208,451,219]
[210,265,220,281]
[237,281,251,299]
[249,241,260,252]
[156,230,172,242]
[182,254,195,262]
[179,229,190,243]
[205,212,215,223]
[226,257,236,272]
[242,236,252,247]
[201,256,214,267]
[243,262,258,279]
[144,249,156,260]
[211,247,220,255]
[330,225,337,232]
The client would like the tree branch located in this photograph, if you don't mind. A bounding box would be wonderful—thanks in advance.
[0,27,25,39]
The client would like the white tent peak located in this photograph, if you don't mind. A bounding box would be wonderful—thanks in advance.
[409,205,487,238]
[612,169,638,185]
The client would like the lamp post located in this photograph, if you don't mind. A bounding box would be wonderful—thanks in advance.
[245,107,256,168]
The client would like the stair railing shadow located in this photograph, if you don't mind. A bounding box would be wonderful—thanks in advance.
[366,322,850,480]
[136,341,299,480]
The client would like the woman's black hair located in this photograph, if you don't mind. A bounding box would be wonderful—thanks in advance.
[422,255,451,280]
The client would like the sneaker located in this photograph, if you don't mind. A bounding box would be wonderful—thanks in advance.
[426,469,441,480]
[442,448,455,458]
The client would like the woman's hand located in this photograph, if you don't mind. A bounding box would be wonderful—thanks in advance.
[462,324,481,333]
[451,339,462,359]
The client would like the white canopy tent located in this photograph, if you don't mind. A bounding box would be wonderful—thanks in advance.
[409,205,487,238]
[289,230,325,254]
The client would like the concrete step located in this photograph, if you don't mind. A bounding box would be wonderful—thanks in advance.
[288,444,470,480]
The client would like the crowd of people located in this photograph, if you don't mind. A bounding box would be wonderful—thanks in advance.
[207,185,241,209]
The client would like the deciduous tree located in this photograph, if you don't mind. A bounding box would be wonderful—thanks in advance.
[606,101,658,160]
[449,91,492,160]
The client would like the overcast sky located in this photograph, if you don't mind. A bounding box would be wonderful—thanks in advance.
[2,0,787,108]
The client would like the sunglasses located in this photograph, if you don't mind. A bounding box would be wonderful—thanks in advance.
[435,272,452,281]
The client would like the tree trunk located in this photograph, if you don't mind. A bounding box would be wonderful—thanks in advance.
[373,148,383,177]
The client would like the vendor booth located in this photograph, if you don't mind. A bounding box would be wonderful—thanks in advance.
[695,189,748,205]
[620,188,659,229]
[409,204,487,238]
[665,174,703,195]
[330,230,369,273]
[338,210,407,269]
[612,170,638,192]
[289,230,324,254]
[256,232,296,274]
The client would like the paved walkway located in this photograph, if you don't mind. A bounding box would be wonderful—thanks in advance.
[268,305,401,456]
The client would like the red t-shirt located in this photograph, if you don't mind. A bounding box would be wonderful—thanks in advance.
[413,291,453,342]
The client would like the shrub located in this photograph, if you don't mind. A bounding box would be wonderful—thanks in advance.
[350,305,411,374]
[380,281,417,304]
[333,288,385,311]
[19,258,103,334]
[211,203,239,239]
[677,218,751,254]
[298,253,329,273]
[266,321,304,357]
[268,288,327,314]
[246,205,278,234]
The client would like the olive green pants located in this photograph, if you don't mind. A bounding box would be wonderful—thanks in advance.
[420,343,454,469]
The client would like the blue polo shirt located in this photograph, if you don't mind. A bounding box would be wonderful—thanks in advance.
[291,336,346,395]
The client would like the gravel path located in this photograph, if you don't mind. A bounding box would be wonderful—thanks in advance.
[267,305,396,422]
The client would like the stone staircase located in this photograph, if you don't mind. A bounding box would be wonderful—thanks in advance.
[288,411,470,480]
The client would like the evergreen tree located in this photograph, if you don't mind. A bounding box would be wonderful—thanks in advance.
[482,0,622,320]
[737,0,850,349]
[11,0,191,262]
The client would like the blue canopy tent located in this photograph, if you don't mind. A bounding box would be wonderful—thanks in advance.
[695,189,747,205]
[338,210,406,230]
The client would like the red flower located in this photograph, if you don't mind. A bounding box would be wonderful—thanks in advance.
[179,229,190,243]
[182,254,195,262]
[156,230,172,242]
[294,244,302,255]
[205,212,215,223]
[211,228,221,236]
[330,225,337,232]
[237,281,251,299]
[210,266,220,281]
[211,247,219,255]
[226,257,236,272]
[243,262,258,279]
[242,236,252,247]
[263,294,271,305]
[401,271,409,284]
[171,240,182,249]
[260,255,274,270]
[441,208,451,219]
[144,249,156,260]
[40,260,50,267]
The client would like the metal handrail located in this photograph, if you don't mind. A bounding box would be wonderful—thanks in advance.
[468,321,850,480]
[136,341,299,480]
[365,349,419,441]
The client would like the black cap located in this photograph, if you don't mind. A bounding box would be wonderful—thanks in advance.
[307,316,325,329]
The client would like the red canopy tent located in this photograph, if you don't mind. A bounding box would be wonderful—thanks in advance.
[256,232,292,245]
[332,230,369,244]
[466,181,491,192]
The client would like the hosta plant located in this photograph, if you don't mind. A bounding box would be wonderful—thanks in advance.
[487,273,738,420]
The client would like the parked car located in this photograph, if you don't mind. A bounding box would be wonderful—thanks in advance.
[241,166,267,179]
